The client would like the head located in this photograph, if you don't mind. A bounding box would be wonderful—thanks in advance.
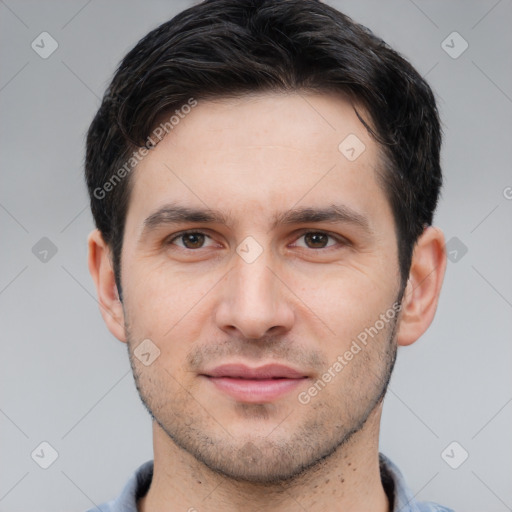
[86,0,446,483]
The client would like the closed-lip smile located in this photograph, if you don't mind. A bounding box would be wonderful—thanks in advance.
[200,363,309,403]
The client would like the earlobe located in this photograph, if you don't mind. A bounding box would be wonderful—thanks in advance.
[396,226,447,347]
[87,229,127,342]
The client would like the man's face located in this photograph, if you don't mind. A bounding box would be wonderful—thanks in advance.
[120,92,403,482]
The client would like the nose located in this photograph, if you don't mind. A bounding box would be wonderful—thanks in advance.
[215,249,295,340]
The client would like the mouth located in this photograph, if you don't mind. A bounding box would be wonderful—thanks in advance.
[200,363,309,403]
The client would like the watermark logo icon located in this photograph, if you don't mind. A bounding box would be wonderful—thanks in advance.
[338,134,366,162]
[445,236,468,263]
[32,237,58,263]
[31,32,59,59]
[31,441,59,469]
[441,441,469,469]
[236,236,263,264]
[441,32,468,59]
[134,339,161,366]
[238,441,263,465]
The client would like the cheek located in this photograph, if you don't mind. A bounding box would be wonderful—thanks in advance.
[291,264,397,350]
[123,259,213,342]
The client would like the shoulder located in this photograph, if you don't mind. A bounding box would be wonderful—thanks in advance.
[379,452,455,512]
[84,501,115,512]
[83,459,154,512]
[416,503,456,512]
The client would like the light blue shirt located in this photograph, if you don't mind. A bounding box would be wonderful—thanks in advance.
[86,452,454,511]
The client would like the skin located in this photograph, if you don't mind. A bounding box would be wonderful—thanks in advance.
[88,91,446,512]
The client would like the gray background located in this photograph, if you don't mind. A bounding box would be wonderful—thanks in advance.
[1,0,511,510]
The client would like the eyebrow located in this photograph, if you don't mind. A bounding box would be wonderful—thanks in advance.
[141,202,374,238]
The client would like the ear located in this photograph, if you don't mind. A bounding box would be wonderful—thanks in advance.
[397,226,447,347]
[87,229,127,342]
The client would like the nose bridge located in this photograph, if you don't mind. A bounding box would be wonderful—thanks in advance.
[216,240,293,339]
[232,244,278,312]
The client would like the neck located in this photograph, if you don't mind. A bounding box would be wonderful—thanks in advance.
[138,406,389,512]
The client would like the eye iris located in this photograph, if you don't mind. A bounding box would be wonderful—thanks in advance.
[305,232,328,248]
[182,233,205,249]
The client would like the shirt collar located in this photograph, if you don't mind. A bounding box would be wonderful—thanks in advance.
[379,452,424,512]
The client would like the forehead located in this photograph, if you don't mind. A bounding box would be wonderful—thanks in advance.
[157,91,376,163]
[124,91,391,236]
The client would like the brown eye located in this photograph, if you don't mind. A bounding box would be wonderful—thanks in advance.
[293,231,342,250]
[303,232,330,249]
[169,231,211,249]
[181,233,205,249]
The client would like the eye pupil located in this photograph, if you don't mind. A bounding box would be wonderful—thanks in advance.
[305,232,328,248]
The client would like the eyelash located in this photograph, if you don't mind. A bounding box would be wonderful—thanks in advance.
[166,229,349,251]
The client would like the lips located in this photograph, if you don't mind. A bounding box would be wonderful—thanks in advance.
[204,363,306,380]
[201,364,308,403]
